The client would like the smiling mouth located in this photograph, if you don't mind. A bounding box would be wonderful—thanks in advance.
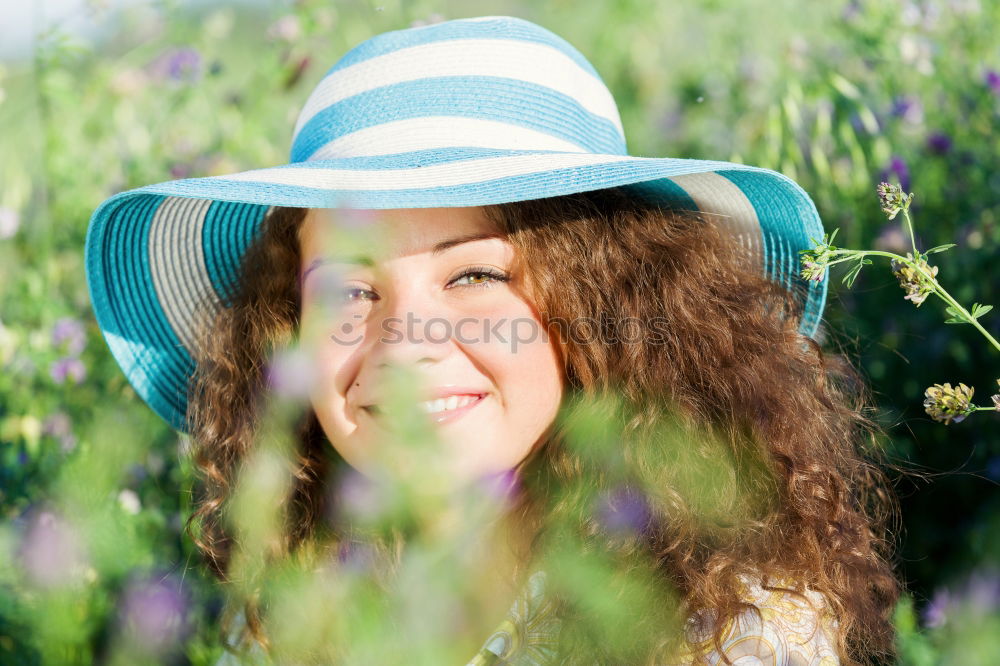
[361,393,487,422]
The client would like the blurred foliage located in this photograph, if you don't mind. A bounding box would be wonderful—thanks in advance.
[1,0,999,663]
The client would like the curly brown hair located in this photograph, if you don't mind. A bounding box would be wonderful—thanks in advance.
[186,187,899,664]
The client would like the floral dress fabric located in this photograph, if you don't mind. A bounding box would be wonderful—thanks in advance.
[467,571,840,666]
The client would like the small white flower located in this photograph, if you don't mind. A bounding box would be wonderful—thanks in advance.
[109,68,149,97]
[0,206,19,239]
[267,15,301,42]
[118,489,142,515]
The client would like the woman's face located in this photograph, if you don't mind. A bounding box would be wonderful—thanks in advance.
[297,206,564,485]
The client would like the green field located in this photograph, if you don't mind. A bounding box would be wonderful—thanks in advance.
[1,0,998,662]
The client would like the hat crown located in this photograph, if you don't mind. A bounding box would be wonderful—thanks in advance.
[289,16,628,163]
[86,16,828,433]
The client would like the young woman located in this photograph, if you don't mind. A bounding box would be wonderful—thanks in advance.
[84,15,899,664]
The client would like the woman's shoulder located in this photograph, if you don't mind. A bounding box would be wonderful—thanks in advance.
[678,576,841,665]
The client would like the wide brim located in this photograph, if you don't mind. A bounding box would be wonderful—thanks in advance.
[85,147,828,432]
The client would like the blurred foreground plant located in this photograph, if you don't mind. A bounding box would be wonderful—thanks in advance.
[801,182,999,425]
[204,339,781,664]
[895,569,1000,666]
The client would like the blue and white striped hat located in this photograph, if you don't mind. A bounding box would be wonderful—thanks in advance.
[85,15,828,433]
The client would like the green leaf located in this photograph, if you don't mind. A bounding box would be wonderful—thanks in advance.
[944,305,966,325]
[830,73,862,100]
[925,244,956,255]
[843,260,866,288]
[842,267,860,288]
[971,303,993,319]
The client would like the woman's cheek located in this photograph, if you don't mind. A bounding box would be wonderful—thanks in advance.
[479,303,563,425]
[309,326,364,432]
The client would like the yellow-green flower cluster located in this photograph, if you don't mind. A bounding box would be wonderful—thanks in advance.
[923,382,975,424]
[891,253,938,306]
[876,181,913,220]
[799,231,839,283]
[800,257,827,283]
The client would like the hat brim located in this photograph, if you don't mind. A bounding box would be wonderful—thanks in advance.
[85,147,827,432]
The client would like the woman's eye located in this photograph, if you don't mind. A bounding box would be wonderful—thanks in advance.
[342,286,377,303]
[448,267,510,288]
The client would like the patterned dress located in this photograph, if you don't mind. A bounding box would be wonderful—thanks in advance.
[467,571,840,665]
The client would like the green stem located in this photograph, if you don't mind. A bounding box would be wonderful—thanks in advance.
[820,255,864,268]
[825,250,1000,353]
[921,275,1000,354]
[901,209,919,258]
[972,406,997,412]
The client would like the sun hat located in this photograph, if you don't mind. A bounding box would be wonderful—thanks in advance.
[84,15,828,434]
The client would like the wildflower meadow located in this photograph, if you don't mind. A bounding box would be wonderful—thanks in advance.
[0,0,998,663]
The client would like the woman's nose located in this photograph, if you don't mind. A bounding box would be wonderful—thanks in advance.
[368,290,453,369]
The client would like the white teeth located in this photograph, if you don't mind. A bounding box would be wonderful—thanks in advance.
[369,395,482,415]
[418,394,481,414]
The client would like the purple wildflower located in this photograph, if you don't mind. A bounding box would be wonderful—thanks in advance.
[337,540,377,574]
[50,357,86,384]
[265,346,318,400]
[477,467,522,506]
[167,49,201,80]
[879,156,911,194]
[594,485,652,536]
[51,317,86,356]
[926,131,952,155]
[923,568,1000,628]
[42,411,77,453]
[169,163,192,179]
[149,48,202,83]
[890,96,924,125]
[965,570,1000,614]
[18,510,87,587]
[923,587,952,628]
[0,206,19,240]
[119,575,189,654]
[985,70,1000,95]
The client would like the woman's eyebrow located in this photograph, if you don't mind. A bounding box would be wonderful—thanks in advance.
[432,232,502,255]
[301,233,501,283]
[300,256,373,285]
